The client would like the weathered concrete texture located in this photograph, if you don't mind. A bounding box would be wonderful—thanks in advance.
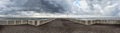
[0,19,120,33]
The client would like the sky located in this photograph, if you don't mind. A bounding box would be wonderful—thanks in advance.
[0,0,120,17]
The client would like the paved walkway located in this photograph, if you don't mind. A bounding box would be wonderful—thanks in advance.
[0,19,120,33]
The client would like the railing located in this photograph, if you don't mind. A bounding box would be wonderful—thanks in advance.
[0,18,120,26]
[0,19,55,26]
[68,19,120,25]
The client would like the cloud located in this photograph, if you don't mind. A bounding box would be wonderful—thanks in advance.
[67,0,120,16]
[0,0,120,17]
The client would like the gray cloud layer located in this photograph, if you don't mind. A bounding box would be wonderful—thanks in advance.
[0,0,120,17]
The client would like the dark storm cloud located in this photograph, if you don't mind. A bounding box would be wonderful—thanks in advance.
[40,0,65,13]
[13,0,66,13]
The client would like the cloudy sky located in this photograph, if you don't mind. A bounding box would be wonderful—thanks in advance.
[0,0,120,17]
